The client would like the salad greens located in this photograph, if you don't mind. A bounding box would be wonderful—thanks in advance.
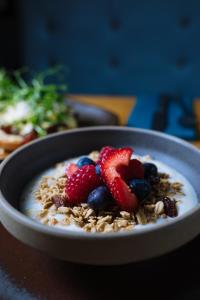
[0,67,77,136]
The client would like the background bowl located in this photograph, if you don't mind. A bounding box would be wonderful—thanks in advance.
[0,126,200,265]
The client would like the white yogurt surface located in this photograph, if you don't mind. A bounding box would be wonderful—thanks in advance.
[20,155,199,232]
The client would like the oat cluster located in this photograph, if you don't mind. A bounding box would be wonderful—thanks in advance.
[32,164,184,233]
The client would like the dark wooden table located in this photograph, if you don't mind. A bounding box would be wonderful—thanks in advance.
[1,96,200,300]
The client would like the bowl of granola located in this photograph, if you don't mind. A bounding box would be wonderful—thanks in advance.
[0,126,200,265]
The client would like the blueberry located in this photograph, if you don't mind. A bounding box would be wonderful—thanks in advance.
[95,164,101,175]
[148,175,160,185]
[129,179,151,200]
[87,186,112,210]
[143,163,158,178]
[77,157,96,168]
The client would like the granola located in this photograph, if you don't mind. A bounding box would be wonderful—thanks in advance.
[32,150,185,233]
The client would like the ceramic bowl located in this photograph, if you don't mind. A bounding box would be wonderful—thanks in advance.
[0,126,200,265]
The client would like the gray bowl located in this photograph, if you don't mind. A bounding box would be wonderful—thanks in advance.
[0,126,200,265]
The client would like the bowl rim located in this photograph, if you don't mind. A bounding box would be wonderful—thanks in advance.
[0,125,200,240]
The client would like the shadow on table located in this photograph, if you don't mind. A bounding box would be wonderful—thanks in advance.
[1,224,200,300]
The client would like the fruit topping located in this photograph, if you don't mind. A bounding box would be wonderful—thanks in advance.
[117,159,144,181]
[148,175,160,185]
[129,178,151,200]
[87,186,112,210]
[65,165,101,204]
[77,157,96,167]
[111,177,138,211]
[162,197,177,217]
[98,146,115,163]
[144,162,158,178]
[65,163,78,178]
[100,147,133,183]
[95,164,101,175]
[100,147,139,211]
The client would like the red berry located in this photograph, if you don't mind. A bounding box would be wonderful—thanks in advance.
[65,165,101,204]
[117,159,144,181]
[98,146,115,163]
[100,147,132,183]
[100,147,139,212]
[65,163,78,178]
[111,177,139,211]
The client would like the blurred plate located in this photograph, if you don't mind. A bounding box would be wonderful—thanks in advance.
[0,99,119,161]
[66,98,119,126]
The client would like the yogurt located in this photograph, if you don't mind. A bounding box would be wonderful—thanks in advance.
[20,155,199,232]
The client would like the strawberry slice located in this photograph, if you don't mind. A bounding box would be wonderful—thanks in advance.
[117,159,144,181]
[111,177,139,211]
[100,147,139,212]
[65,165,101,204]
[98,146,115,163]
[100,147,132,182]
[65,163,78,178]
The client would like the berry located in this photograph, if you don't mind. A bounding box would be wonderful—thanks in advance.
[148,175,160,185]
[117,159,144,181]
[162,197,177,217]
[87,186,112,210]
[111,177,138,211]
[65,165,101,204]
[95,164,101,175]
[129,179,151,200]
[65,163,78,178]
[77,157,96,168]
[98,146,115,163]
[100,147,133,183]
[143,163,158,178]
[100,147,139,212]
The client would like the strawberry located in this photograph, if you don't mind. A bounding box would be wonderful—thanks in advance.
[100,147,133,183]
[100,147,139,212]
[65,163,78,178]
[65,165,101,204]
[98,146,115,163]
[111,177,139,211]
[117,159,144,181]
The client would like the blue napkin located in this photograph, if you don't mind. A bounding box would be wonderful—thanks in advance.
[127,95,196,140]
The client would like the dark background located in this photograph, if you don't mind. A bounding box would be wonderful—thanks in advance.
[1,0,200,95]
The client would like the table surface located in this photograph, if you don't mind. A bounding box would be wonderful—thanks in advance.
[1,95,200,300]
[71,95,200,148]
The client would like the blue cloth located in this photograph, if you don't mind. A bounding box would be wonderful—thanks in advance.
[127,95,196,140]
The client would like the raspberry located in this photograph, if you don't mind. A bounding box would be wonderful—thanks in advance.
[65,163,78,178]
[65,165,101,204]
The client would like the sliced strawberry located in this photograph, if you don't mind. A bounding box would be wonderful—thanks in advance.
[98,146,115,163]
[65,165,101,204]
[100,147,138,212]
[65,163,78,178]
[100,147,133,183]
[111,177,138,211]
[117,159,144,181]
